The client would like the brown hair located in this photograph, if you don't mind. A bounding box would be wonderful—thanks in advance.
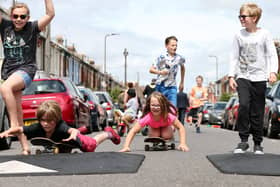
[142,91,177,120]
[10,2,30,16]
[196,75,203,81]
[165,36,178,45]
[240,3,262,24]
[36,100,62,123]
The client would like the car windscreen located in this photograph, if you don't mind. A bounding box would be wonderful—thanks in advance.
[95,93,107,103]
[22,80,66,95]
[214,103,226,110]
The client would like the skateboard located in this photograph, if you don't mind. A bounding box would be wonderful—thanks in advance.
[30,137,79,154]
[144,137,175,151]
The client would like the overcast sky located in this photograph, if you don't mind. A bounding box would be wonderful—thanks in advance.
[1,0,280,91]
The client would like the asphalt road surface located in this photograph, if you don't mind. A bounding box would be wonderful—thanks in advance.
[0,125,280,187]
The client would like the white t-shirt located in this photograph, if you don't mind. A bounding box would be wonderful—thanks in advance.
[228,28,278,81]
[153,52,185,87]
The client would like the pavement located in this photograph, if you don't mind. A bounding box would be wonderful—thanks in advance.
[0,124,280,187]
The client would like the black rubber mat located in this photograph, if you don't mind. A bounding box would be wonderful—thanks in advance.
[207,153,280,176]
[0,152,145,177]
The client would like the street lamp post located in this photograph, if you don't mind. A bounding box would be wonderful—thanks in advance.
[104,33,119,74]
[208,55,219,98]
[103,33,119,90]
[123,48,128,86]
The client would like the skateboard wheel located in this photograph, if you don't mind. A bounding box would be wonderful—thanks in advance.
[145,144,150,151]
[171,143,175,150]
[35,149,42,155]
[53,147,59,154]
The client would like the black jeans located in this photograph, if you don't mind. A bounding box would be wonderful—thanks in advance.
[236,78,266,145]
[178,108,186,125]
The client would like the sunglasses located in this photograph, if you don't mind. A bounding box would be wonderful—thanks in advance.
[238,15,253,19]
[12,14,28,20]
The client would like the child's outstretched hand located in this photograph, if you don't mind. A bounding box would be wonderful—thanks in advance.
[177,144,189,152]
[119,147,131,152]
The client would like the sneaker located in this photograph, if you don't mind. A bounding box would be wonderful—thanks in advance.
[105,126,121,145]
[254,145,264,155]
[233,142,249,154]
[196,126,201,133]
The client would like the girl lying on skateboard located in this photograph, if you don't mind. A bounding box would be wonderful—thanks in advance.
[0,100,120,153]
[119,91,189,152]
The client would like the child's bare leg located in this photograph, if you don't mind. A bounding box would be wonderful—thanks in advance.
[197,113,202,126]
[0,74,29,154]
[160,126,174,140]
[15,91,30,154]
[148,127,161,137]
[93,132,109,146]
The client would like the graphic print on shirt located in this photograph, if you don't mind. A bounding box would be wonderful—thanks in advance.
[156,54,184,86]
[3,28,29,65]
[239,42,257,73]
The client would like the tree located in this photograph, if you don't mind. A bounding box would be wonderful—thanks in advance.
[219,92,232,102]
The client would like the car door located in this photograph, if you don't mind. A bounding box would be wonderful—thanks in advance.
[63,79,90,128]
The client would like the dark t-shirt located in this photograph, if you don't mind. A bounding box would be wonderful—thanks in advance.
[143,84,156,98]
[177,91,189,109]
[0,19,40,80]
[23,120,82,147]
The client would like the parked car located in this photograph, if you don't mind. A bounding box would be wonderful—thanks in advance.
[201,103,214,124]
[22,78,92,132]
[93,91,116,126]
[222,96,237,129]
[78,87,108,131]
[263,81,280,138]
[208,102,227,125]
[0,95,12,150]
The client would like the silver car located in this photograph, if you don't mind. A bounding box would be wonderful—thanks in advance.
[93,91,115,126]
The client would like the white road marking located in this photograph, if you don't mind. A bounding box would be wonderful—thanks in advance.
[0,160,57,174]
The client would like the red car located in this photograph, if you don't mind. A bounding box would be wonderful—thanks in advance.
[21,77,92,131]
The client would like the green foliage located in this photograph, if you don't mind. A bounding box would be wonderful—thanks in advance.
[110,87,122,103]
[219,92,232,102]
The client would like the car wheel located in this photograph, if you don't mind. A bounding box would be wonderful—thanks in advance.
[267,118,278,138]
[0,108,12,150]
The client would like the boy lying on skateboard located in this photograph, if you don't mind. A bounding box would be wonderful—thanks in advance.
[0,100,120,154]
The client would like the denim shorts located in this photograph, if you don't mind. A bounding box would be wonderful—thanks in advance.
[156,83,177,106]
[14,70,32,88]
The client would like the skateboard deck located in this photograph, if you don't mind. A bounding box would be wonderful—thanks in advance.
[30,137,79,154]
[144,137,175,151]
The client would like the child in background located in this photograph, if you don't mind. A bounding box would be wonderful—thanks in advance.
[115,88,139,128]
[0,100,121,153]
[119,91,189,152]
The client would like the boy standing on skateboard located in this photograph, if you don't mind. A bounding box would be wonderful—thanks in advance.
[229,3,278,154]
[0,101,121,153]
[0,0,55,155]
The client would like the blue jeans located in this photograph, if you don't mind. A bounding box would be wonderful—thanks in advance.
[13,70,32,89]
[156,83,177,106]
